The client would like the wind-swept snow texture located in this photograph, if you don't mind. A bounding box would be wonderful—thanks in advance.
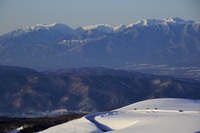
[38,98,200,133]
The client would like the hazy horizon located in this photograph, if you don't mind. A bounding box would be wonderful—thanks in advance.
[0,0,200,35]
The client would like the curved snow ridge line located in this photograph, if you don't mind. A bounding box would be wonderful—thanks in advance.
[91,111,140,131]
[85,111,119,132]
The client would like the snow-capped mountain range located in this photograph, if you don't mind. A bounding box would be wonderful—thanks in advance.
[0,17,199,70]
[1,17,197,36]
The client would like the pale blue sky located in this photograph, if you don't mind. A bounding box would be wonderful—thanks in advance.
[0,0,199,35]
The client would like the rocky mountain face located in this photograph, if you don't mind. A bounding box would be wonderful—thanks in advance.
[0,18,199,70]
[0,65,200,116]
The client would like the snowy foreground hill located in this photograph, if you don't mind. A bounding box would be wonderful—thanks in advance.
[39,98,200,133]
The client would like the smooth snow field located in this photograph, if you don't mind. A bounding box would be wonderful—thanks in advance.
[38,98,200,133]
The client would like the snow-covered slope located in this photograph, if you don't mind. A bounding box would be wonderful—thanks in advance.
[82,24,114,33]
[118,98,200,111]
[114,24,127,32]
[38,98,200,133]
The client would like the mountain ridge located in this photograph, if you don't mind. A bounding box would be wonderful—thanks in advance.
[0,17,199,70]
[0,17,197,37]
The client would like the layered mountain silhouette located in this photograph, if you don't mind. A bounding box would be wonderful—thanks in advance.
[0,18,199,70]
[0,65,200,116]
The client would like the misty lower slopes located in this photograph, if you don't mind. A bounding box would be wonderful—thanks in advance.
[0,17,199,70]
[0,66,200,117]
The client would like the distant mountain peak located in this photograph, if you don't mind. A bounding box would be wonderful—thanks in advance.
[114,24,127,32]
[25,23,73,32]
[82,24,114,33]
[82,24,112,30]
[1,23,74,39]
[164,17,195,24]
[127,17,195,28]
